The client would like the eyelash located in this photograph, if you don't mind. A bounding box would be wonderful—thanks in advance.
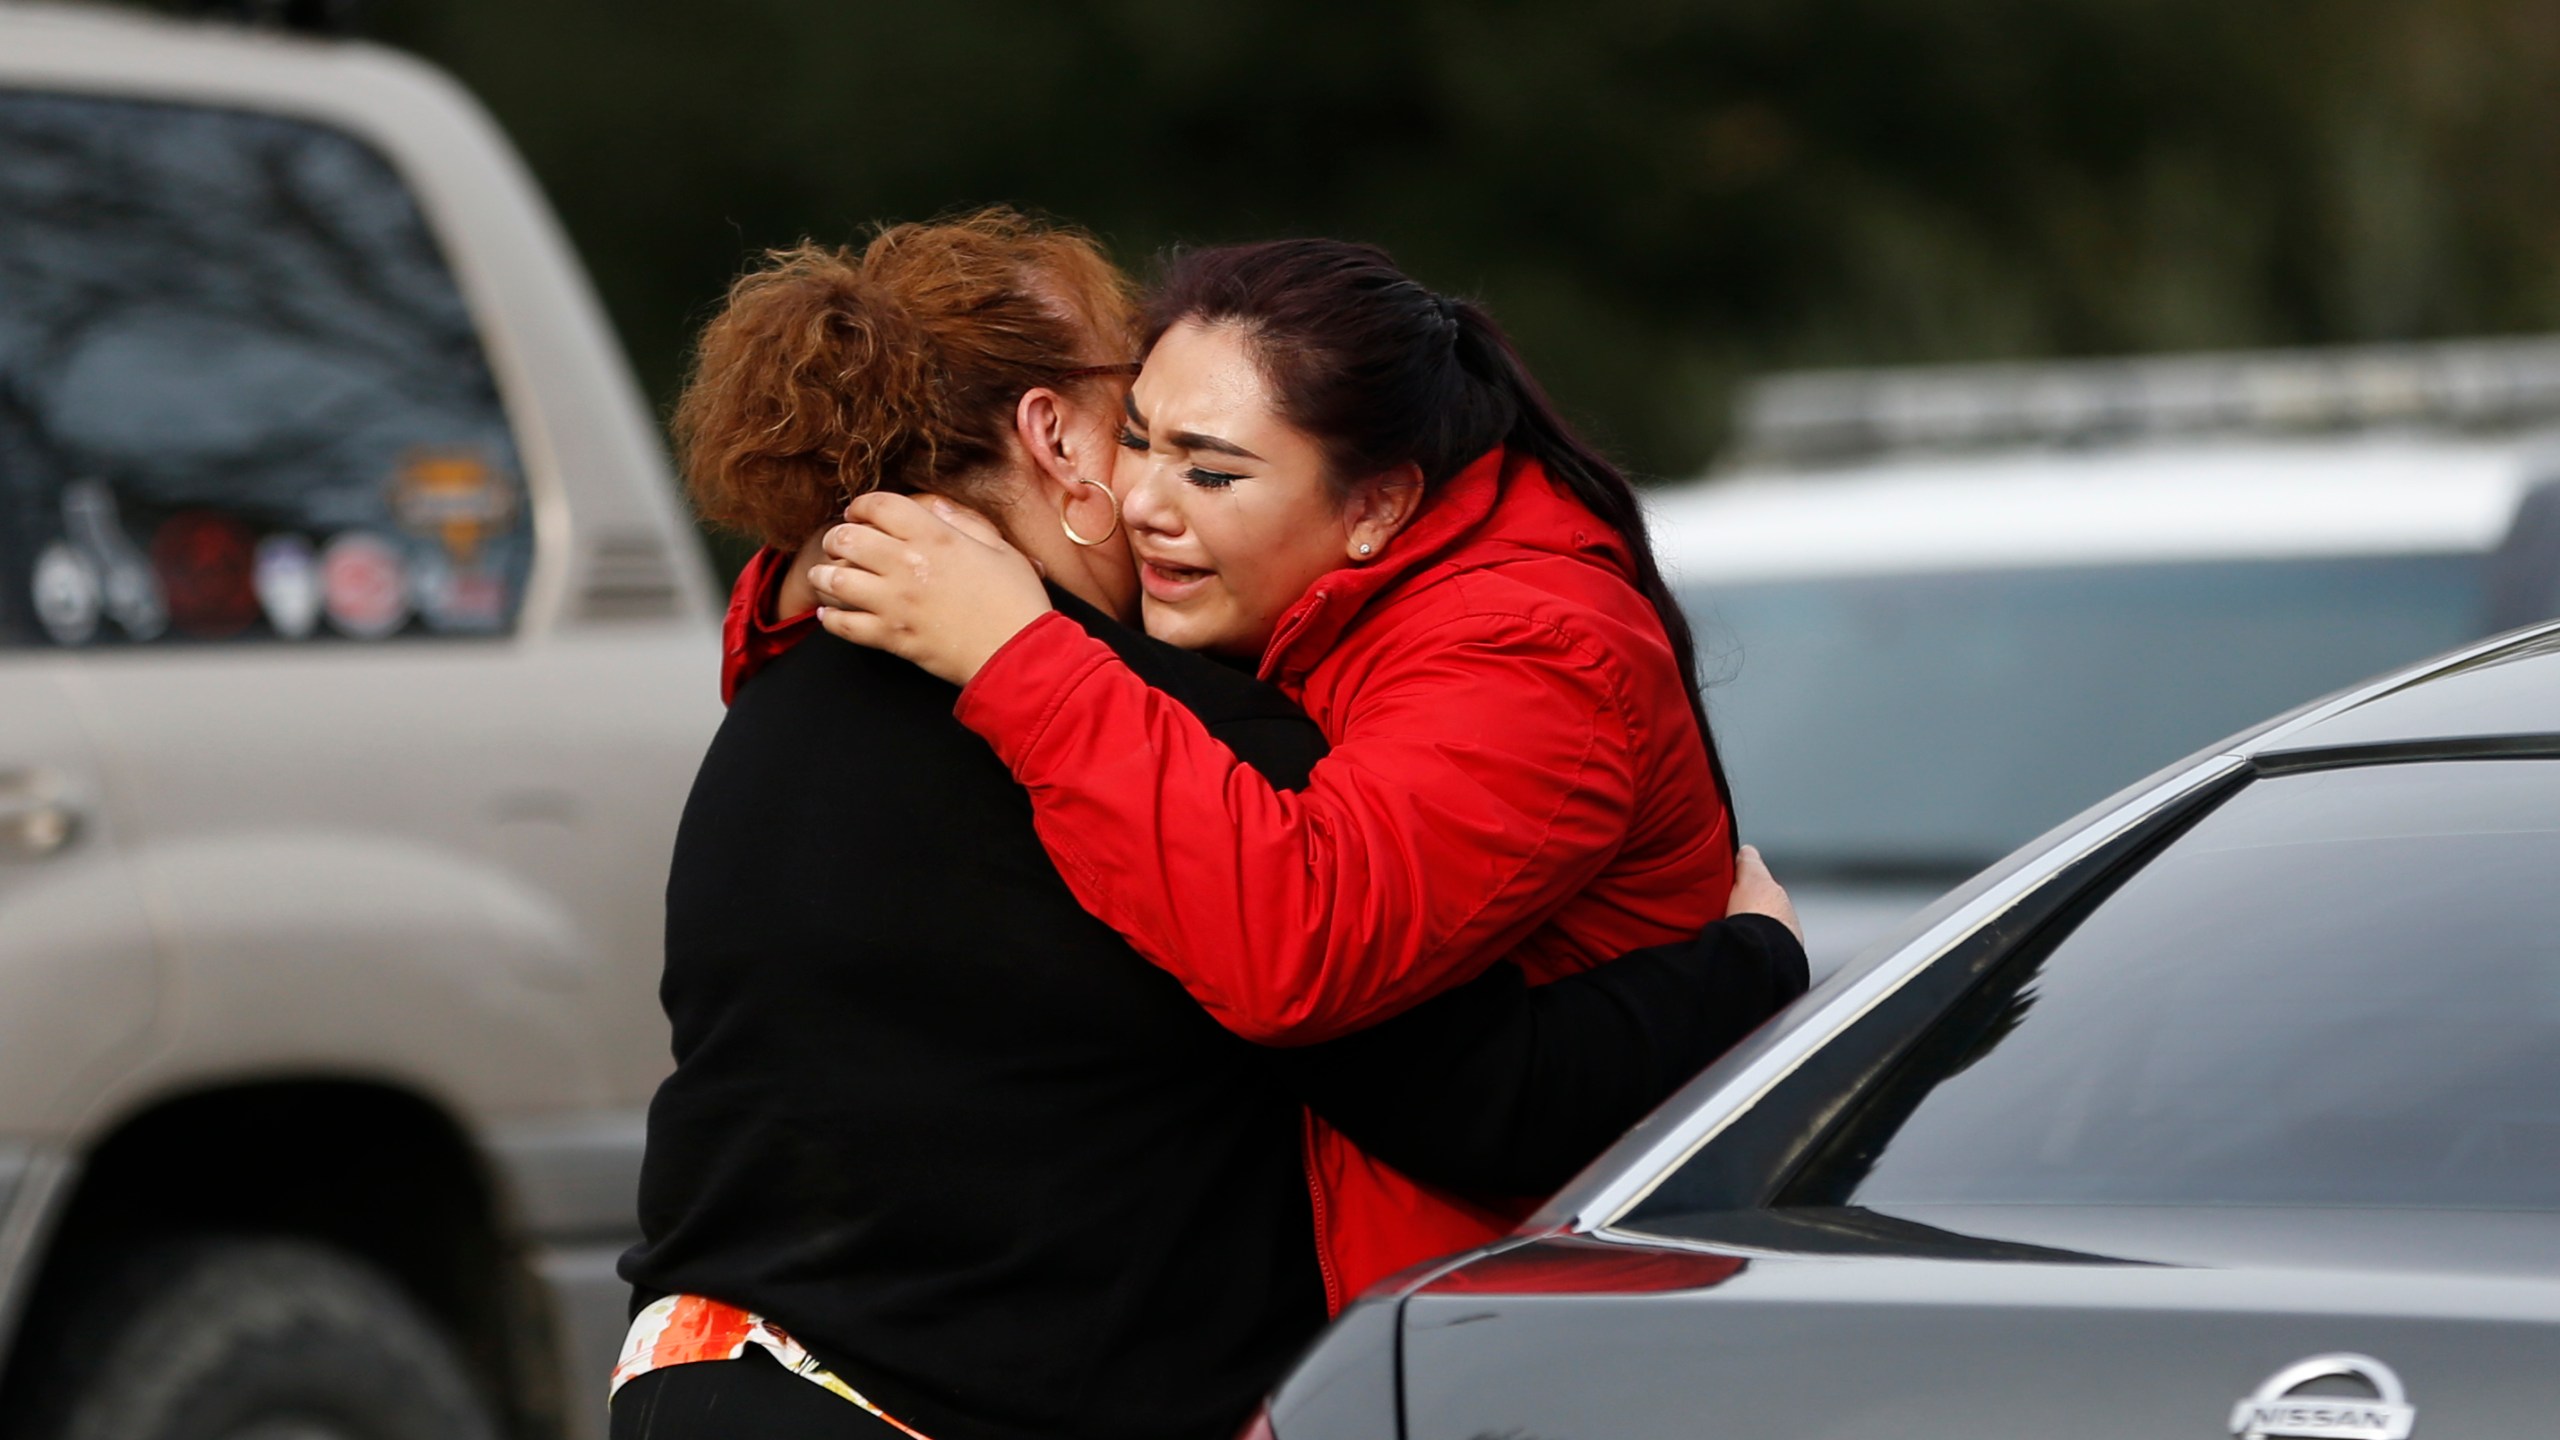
[1118,426,1244,489]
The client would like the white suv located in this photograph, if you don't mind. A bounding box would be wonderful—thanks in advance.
[1654,339,2560,973]
[0,8,719,1439]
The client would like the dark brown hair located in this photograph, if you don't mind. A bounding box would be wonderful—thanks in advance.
[1143,239,1737,841]
[674,208,1136,550]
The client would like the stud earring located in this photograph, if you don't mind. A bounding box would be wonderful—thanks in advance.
[1357,542,1374,556]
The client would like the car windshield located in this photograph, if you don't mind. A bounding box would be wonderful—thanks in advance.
[1750,760,2560,1213]
[1682,555,2488,879]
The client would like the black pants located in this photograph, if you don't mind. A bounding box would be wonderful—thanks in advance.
[610,1349,913,1439]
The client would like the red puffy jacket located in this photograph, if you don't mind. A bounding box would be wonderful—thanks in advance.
[719,449,1732,1307]
[946,447,1733,1306]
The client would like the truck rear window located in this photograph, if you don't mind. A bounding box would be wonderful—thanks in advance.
[0,90,532,647]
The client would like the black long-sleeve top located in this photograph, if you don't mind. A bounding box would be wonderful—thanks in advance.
[622,590,1803,1440]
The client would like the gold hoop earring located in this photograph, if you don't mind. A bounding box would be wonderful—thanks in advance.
[1060,475,1122,548]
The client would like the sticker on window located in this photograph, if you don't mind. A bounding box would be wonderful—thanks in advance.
[394,450,518,634]
[60,479,167,642]
[32,543,102,647]
[254,535,322,640]
[151,511,261,639]
[321,532,411,640]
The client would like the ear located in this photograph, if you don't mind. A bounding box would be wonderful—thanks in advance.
[1015,387,1073,471]
[1343,462,1425,562]
[1012,385,1083,504]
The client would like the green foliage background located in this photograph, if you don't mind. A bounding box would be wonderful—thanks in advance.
[324,2,2560,490]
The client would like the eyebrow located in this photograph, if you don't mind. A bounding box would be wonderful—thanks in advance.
[1122,392,1266,462]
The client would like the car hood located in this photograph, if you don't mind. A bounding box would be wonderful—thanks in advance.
[1397,1207,2560,1440]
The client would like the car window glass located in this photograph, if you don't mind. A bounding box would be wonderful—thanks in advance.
[0,90,531,648]
[1686,557,2487,878]
[1639,760,2560,1218]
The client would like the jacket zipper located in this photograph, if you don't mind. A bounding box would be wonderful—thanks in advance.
[1300,1108,1343,1316]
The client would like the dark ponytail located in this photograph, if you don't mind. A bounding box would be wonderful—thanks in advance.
[1447,301,1738,846]
[1144,240,1738,845]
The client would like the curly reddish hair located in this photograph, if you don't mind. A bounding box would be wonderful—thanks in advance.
[673,208,1137,550]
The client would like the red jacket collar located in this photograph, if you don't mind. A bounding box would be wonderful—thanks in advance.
[1258,447,1636,685]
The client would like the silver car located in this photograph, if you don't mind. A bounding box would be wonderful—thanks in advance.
[1255,617,2560,1439]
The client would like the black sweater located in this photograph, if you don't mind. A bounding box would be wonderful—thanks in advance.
[622,593,1804,1440]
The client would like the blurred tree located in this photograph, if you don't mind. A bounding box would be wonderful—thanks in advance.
[153,0,2560,534]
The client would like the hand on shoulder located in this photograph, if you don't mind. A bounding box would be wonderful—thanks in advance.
[807,492,1053,687]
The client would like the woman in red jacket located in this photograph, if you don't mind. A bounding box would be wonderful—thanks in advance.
[810,239,1738,1304]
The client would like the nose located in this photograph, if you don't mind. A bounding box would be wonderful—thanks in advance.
[1117,449,1181,539]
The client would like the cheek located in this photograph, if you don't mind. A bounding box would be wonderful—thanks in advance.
[1186,509,1261,603]
[1211,518,1335,632]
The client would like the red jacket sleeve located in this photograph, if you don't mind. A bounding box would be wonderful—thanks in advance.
[953,608,1641,1044]
[720,547,819,705]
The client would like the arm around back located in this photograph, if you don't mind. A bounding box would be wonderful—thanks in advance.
[1275,912,1809,1198]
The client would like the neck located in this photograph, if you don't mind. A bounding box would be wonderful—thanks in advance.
[1049,570,1123,617]
[773,530,829,621]
[932,489,1134,624]
[1019,537,1128,620]
[772,500,1123,624]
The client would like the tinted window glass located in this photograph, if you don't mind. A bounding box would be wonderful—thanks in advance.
[0,91,531,648]
[1707,761,2560,1214]
[1687,557,2486,877]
